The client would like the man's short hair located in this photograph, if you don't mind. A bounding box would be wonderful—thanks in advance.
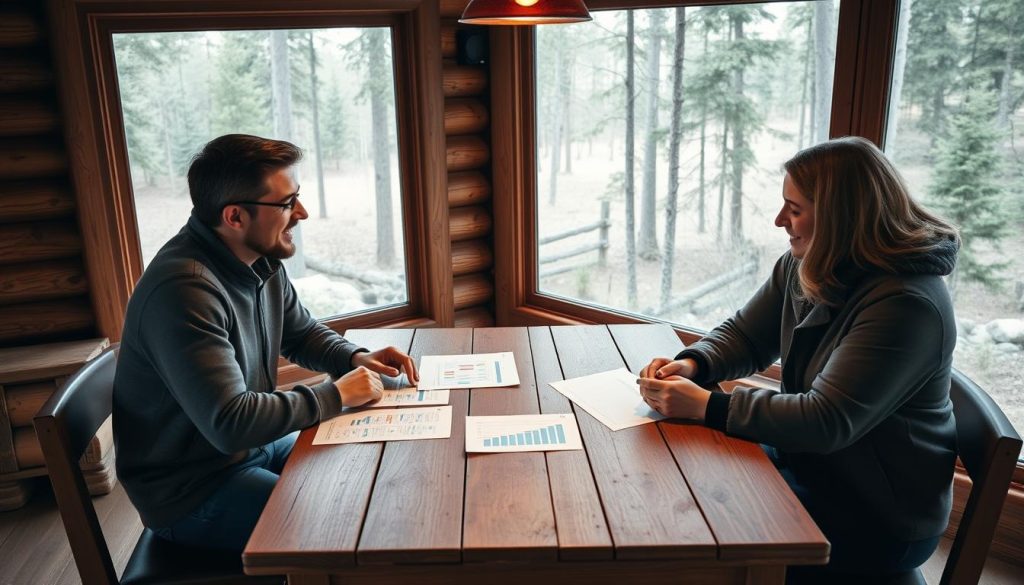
[187,134,303,226]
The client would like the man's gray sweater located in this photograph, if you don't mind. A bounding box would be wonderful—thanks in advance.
[114,214,363,528]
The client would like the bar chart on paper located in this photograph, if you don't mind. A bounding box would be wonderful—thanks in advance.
[418,352,520,390]
[465,413,583,453]
[367,387,449,408]
[313,406,453,445]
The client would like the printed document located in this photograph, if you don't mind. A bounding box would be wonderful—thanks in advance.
[418,352,520,390]
[366,387,450,408]
[465,413,583,453]
[313,406,453,445]
[549,368,665,431]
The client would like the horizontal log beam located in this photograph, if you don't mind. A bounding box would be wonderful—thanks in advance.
[13,426,43,469]
[0,220,81,264]
[0,137,67,179]
[0,179,76,223]
[0,8,44,48]
[447,170,491,208]
[451,238,493,276]
[444,98,489,136]
[0,297,95,347]
[454,306,495,328]
[0,258,89,306]
[0,53,52,93]
[0,96,60,137]
[441,22,456,58]
[442,64,487,97]
[5,380,56,428]
[449,205,492,242]
[440,0,470,19]
[453,273,494,310]
[446,135,490,172]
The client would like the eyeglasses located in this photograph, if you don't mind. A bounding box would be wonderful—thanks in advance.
[228,195,299,213]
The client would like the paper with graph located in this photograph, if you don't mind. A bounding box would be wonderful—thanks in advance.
[465,414,583,453]
[313,406,452,445]
[417,352,520,390]
[549,368,665,431]
[366,387,450,408]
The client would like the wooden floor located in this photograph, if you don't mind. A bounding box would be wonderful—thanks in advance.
[0,477,1021,584]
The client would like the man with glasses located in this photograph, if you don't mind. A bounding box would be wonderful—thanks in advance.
[113,134,418,552]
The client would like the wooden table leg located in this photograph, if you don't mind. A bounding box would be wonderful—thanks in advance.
[288,574,329,585]
[746,566,786,584]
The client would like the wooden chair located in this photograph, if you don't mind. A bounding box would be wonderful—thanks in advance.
[935,368,1022,585]
[33,344,282,585]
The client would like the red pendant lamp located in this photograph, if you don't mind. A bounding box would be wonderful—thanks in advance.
[459,0,592,25]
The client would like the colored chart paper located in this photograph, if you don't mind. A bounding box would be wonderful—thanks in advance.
[366,387,450,408]
[418,352,520,390]
[313,406,453,445]
[465,414,583,453]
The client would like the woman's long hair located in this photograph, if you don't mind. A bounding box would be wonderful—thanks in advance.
[784,136,959,306]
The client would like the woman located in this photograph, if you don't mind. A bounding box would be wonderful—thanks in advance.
[639,136,959,581]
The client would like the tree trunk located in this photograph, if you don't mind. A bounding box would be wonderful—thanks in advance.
[271,30,305,277]
[698,27,709,234]
[369,29,395,268]
[885,0,912,160]
[717,116,728,239]
[813,0,835,144]
[308,32,328,219]
[638,9,665,261]
[798,17,812,149]
[549,49,564,205]
[730,15,745,246]
[660,7,686,310]
[997,35,1016,127]
[565,60,573,173]
[625,11,638,308]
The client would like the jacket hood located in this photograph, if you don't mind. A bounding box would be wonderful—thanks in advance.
[888,235,959,277]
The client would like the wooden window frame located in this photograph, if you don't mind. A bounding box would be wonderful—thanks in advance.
[47,0,453,342]
[492,0,896,348]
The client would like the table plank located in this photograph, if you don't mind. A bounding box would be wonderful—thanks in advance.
[549,325,716,560]
[609,323,829,564]
[529,326,613,561]
[356,328,473,564]
[244,328,414,573]
[463,327,557,562]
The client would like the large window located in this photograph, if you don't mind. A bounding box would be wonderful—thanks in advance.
[886,0,1024,444]
[534,2,839,330]
[113,28,407,320]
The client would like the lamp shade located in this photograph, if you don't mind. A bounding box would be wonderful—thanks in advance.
[459,0,592,25]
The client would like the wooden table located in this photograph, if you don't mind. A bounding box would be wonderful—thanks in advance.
[244,324,829,584]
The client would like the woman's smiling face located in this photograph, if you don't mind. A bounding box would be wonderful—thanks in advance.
[774,172,815,259]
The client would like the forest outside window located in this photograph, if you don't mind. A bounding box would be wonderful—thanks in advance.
[113,28,407,321]
[885,0,1024,453]
[534,2,839,330]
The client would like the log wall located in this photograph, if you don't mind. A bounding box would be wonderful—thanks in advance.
[0,1,94,348]
[441,16,496,328]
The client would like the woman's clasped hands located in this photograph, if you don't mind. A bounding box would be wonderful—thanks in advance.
[637,357,711,422]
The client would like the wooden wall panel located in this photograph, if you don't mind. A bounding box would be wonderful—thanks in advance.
[453,274,494,310]
[449,206,492,242]
[0,259,89,306]
[446,135,490,171]
[444,98,489,135]
[0,3,92,350]
[442,64,488,97]
[451,239,493,276]
[0,97,60,137]
[447,170,491,208]
[0,180,75,223]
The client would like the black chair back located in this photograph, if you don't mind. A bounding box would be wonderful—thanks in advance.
[942,368,1022,585]
[34,343,121,585]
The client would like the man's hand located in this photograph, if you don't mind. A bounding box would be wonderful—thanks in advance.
[334,366,384,407]
[640,357,698,380]
[637,376,711,421]
[351,346,419,384]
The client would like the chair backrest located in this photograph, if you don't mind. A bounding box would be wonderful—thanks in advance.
[942,368,1022,585]
[33,343,121,585]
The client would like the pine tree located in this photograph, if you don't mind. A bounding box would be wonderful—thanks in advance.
[929,87,1009,295]
[904,0,961,142]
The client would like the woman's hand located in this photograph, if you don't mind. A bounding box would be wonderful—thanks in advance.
[351,346,419,384]
[640,357,698,380]
[637,376,711,421]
